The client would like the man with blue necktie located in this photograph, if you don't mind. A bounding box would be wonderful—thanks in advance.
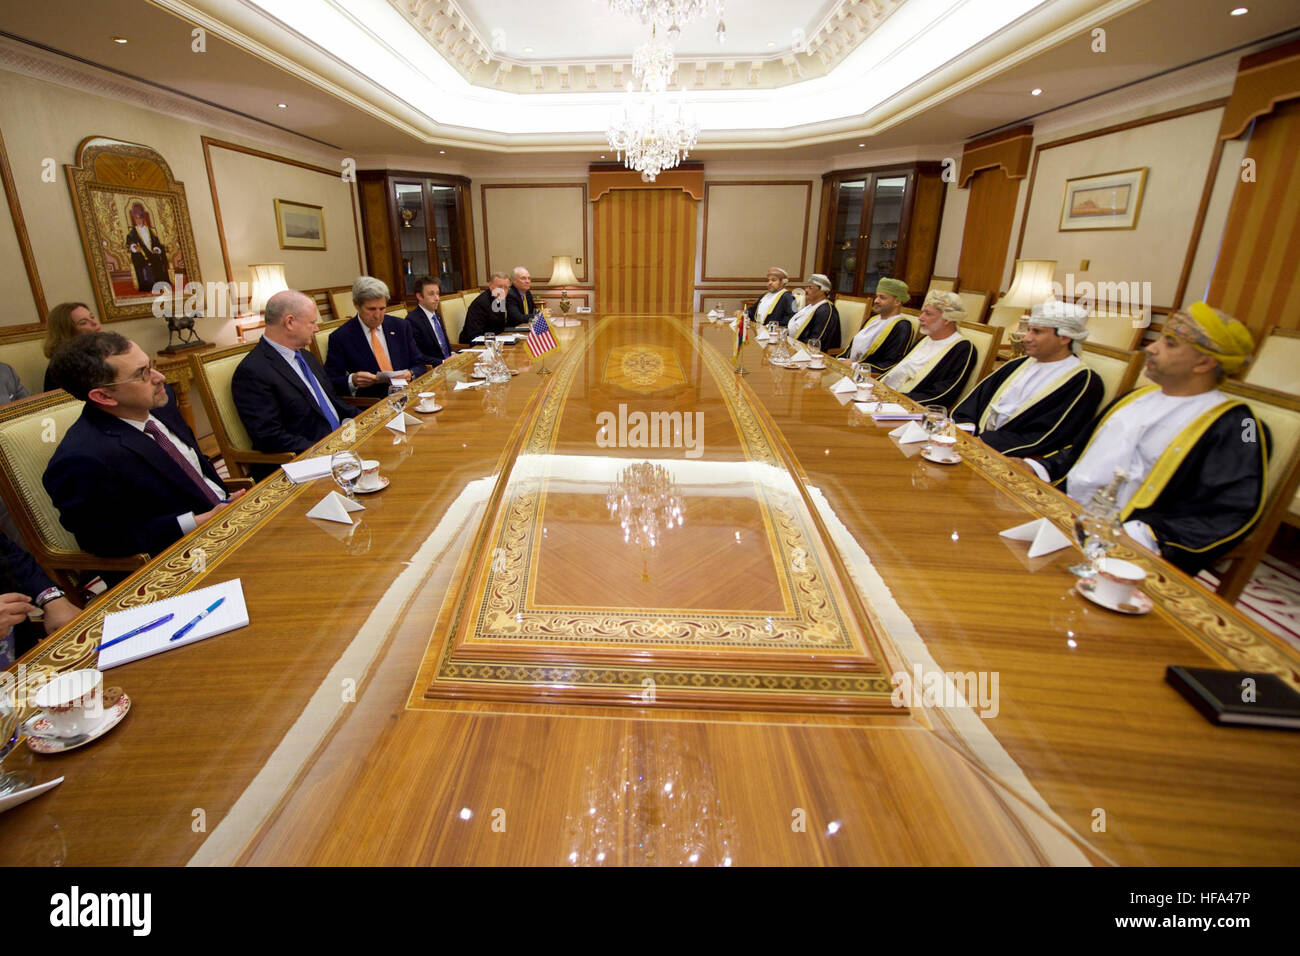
[404,276,454,363]
[233,290,353,478]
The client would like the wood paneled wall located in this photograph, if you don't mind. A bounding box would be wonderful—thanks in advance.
[956,167,1020,296]
[593,189,696,313]
[1207,98,1300,336]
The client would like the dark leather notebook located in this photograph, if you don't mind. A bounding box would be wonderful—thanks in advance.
[1165,666,1300,730]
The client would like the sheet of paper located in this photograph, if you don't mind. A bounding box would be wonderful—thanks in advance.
[281,455,333,483]
[454,380,485,390]
[98,579,249,670]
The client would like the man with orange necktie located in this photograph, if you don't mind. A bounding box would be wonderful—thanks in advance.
[325,276,433,399]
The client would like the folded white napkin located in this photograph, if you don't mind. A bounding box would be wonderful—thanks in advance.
[788,348,811,364]
[999,517,1073,558]
[281,455,333,483]
[756,332,771,344]
[385,411,421,434]
[828,376,857,394]
[889,420,930,444]
[454,380,485,390]
[306,490,365,525]
[956,422,976,433]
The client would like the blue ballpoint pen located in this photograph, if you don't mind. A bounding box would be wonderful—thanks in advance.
[98,612,174,652]
[169,596,226,642]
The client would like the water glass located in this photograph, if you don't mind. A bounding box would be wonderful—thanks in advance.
[330,450,363,499]
[387,380,408,414]
[0,691,33,797]
[1070,510,1124,578]
[923,404,948,436]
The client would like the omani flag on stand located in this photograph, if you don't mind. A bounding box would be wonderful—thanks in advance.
[526,313,557,357]
[734,310,748,358]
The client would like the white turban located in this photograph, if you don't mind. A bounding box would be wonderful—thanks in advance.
[809,274,832,292]
[923,290,967,324]
[1029,300,1090,354]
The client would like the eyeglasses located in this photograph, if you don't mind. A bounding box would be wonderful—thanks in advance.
[94,360,157,389]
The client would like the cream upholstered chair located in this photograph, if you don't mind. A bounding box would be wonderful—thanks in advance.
[1079,343,1145,410]
[329,290,354,324]
[793,288,807,310]
[441,291,470,346]
[0,392,147,590]
[1084,312,1146,351]
[1210,381,1300,602]
[957,290,991,325]
[926,276,957,295]
[311,318,345,364]
[954,321,1004,406]
[831,295,870,356]
[189,345,295,481]
[1242,328,1300,395]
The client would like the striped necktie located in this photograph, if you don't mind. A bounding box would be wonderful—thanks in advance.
[143,419,222,506]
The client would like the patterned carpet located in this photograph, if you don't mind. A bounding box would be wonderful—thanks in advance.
[1199,555,1300,653]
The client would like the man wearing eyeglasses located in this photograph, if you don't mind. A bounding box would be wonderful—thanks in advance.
[43,332,244,572]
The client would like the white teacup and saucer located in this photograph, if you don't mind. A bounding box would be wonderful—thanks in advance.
[354,459,389,494]
[24,671,132,753]
[1076,557,1152,614]
[921,434,961,465]
[415,391,442,413]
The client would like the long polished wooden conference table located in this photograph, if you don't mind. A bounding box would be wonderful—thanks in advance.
[1,313,1298,866]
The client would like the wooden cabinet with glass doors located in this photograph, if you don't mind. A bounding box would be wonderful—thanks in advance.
[357,170,476,305]
[816,163,945,300]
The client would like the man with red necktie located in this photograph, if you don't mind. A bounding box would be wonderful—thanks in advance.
[43,332,244,579]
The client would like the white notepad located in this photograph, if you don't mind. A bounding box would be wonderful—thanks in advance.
[97,579,249,670]
[281,455,333,483]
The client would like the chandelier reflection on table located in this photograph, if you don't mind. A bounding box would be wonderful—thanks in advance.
[606,461,685,580]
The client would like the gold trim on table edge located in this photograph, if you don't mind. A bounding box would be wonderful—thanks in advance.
[8,357,472,687]
[810,348,1300,690]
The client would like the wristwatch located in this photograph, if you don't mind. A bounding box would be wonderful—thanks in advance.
[34,587,64,609]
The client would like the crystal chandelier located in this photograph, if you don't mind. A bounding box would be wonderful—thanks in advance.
[608,0,726,41]
[632,29,675,94]
[607,94,700,182]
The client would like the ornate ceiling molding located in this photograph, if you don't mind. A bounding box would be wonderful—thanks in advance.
[389,0,906,93]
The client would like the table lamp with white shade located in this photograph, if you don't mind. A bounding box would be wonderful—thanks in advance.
[547,255,582,326]
[249,262,289,314]
[238,262,289,343]
[997,258,1057,356]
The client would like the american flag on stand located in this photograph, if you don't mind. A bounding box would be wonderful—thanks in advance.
[526,312,557,357]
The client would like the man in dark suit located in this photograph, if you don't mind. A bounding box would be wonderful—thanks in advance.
[0,532,81,666]
[404,276,454,363]
[232,290,354,478]
[325,276,433,399]
[505,266,537,327]
[42,332,242,570]
[460,272,511,345]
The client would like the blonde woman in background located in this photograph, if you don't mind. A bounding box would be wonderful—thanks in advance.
[42,302,101,391]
